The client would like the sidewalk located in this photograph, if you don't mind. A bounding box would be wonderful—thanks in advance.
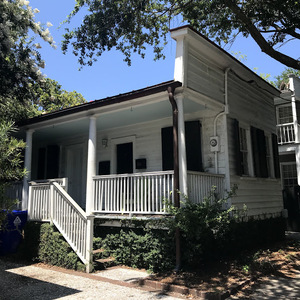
[0,260,182,300]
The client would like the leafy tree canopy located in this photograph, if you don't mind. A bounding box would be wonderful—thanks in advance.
[0,1,86,122]
[31,78,86,113]
[62,0,300,69]
[0,0,55,122]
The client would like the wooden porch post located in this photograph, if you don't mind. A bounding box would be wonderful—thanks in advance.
[22,129,34,211]
[176,95,188,197]
[86,116,97,215]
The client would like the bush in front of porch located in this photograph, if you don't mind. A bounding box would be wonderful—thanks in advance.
[20,222,86,271]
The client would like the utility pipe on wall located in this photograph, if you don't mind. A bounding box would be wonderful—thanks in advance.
[213,68,230,173]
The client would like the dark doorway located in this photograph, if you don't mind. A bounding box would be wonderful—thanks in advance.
[117,142,133,174]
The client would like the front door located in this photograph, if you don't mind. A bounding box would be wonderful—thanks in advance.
[66,144,84,207]
[117,142,133,174]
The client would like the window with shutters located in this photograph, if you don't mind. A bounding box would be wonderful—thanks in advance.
[234,119,280,179]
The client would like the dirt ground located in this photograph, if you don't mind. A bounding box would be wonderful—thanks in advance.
[150,236,300,297]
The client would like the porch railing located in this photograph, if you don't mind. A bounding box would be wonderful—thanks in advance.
[187,171,225,203]
[93,171,174,214]
[28,178,68,221]
[93,170,226,214]
[277,123,295,144]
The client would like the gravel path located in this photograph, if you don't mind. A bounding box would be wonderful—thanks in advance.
[0,260,182,300]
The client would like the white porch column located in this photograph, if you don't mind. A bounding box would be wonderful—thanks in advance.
[176,95,188,197]
[22,129,34,211]
[86,116,97,215]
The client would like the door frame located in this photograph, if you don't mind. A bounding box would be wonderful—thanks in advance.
[111,135,136,174]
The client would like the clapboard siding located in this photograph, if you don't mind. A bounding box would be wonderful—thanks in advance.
[187,45,225,103]
[227,115,282,215]
[224,69,282,216]
[227,73,276,132]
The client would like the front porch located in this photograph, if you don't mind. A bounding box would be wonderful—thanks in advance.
[7,170,225,272]
[14,170,225,220]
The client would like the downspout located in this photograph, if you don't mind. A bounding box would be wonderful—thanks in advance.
[168,86,181,271]
[213,68,230,173]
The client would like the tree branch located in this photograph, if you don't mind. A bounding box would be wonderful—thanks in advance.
[225,0,300,70]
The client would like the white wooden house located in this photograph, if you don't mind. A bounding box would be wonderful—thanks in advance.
[275,74,300,230]
[12,26,283,271]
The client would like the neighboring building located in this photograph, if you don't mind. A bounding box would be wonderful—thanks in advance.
[275,74,300,230]
[11,26,283,271]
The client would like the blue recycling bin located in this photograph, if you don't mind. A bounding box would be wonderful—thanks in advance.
[0,210,28,255]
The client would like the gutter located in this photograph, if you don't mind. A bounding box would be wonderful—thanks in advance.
[168,86,181,272]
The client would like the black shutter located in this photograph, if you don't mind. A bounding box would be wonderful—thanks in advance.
[46,145,60,178]
[233,119,242,176]
[272,133,281,178]
[161,126,174,171]
[37,147,46,180]
[185,121,203,172]
[251,127,268,178]
[162,121,203,172]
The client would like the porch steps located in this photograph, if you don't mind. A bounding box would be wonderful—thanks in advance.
[93,248,115,270]
[93,248,105,255]
[94,257,115,264]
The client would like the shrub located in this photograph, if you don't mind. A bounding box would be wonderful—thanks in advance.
[37,223,85,270]
[100,227,174,273]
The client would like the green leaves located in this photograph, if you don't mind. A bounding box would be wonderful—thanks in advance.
[63,0,300,69]
[30,78,86,113]
[0,121,26,182]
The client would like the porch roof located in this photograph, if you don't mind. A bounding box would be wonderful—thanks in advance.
[18,80,182,127]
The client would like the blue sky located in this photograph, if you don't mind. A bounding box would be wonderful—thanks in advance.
[29,0,299,102]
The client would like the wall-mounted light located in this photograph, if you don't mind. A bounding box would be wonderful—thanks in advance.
[102,138,108,148]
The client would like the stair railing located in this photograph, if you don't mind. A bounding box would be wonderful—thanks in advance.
[51,182,93,273]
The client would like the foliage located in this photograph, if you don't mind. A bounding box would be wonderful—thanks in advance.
[274,68,300,89]
[63,0,300,69]
[38,223,85,271]
[164,188,240,265]
[99,227,175,272]
[0,0,56,122]
[31,78,86,113]
[0,121,26,228]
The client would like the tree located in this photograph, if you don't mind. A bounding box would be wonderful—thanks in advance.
[0,122,26,226]
[0,0,55,122]
[31,78,86,113]
[274,68,300,89]
[62,0,300,69]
